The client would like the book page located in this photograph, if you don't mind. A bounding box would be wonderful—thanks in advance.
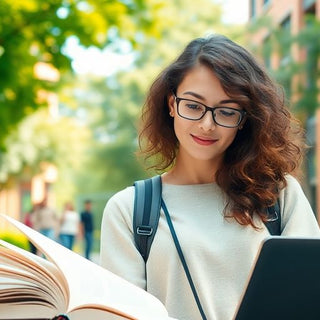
[0,242,67,300]
[1,214,172,320]
[0,239,68,318]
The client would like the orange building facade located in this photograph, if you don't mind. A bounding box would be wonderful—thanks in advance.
[248,0,320,220]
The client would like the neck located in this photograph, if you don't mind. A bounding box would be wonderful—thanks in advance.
[162,154,220,185]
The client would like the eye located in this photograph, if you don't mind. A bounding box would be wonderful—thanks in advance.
[217,108,238,117]
[185,102,202,110]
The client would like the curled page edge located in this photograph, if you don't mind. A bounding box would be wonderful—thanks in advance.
[0,214,174,320]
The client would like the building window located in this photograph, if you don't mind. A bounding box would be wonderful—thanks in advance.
[250,0,256,18]
[303,0,316,11]
[262,36,271,70]
[279,15,291,66]
[278,15,292,99]
[305,11,316,88]
[303,10,318,113]
[304,2,315,14]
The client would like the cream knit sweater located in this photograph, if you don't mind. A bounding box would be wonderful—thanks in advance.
[100,175,320,320]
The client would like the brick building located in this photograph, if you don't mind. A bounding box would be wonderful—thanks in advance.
[248,0,320,220]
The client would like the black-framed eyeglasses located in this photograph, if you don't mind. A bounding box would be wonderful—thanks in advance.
[173,94,246,128]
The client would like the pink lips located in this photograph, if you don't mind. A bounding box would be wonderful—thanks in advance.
[191,134,217,146]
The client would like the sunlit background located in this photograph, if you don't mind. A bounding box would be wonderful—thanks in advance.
[0,0,319,255]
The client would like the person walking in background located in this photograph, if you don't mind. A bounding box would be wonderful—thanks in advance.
[100,34,320,320]
[31,197,58,241]
[80,199,94,260]
[59,202,80,251]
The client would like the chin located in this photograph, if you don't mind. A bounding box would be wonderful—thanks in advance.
[191,153,223,163]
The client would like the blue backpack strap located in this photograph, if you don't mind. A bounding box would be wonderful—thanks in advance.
[264,199,281,235]
[133,175,162,262]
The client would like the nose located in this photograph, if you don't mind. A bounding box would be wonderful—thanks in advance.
[199,109,216,131]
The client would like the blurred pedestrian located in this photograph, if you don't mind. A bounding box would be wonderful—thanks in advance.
[80,199,94,260]
[31,197,58,241]
[59,202,80,250]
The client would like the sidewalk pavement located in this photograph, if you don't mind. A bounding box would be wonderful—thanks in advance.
[90,252,99,264]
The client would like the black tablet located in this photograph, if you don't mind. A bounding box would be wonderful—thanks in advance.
[234,237,320,320]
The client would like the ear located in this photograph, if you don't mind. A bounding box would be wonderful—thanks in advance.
[168,94,175,117]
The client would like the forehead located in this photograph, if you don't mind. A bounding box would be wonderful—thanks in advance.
[177,64,230,102]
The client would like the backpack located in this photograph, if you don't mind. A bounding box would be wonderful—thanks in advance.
[133,175,281,262]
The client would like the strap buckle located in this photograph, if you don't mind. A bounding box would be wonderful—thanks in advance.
[267,209,278,222]
[136,225,153,236]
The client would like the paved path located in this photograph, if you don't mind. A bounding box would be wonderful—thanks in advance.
[90,252,100,264]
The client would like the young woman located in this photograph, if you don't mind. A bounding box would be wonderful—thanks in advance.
[100,34,320,320]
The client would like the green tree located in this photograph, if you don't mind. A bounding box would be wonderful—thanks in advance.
[0,108,91,200]
[0,0,169,149]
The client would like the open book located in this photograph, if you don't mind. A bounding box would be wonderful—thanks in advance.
[0,214,175,320]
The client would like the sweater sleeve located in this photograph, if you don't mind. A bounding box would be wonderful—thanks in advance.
[280,175,320,236]
[99,186,147,289]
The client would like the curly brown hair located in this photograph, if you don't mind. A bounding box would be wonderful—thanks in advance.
[138,34,305,227]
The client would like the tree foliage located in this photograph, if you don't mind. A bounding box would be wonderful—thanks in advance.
[0,108,91,189]
[0,0,169,148]
[248,14,320,117]
[293,15,320,115]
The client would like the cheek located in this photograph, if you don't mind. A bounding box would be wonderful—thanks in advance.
[173,117,191,139]
[225,129,239,146]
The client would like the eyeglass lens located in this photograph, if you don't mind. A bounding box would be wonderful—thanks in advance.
[177,99,242,127]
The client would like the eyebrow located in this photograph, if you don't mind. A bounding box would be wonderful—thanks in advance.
[182,91,239,105]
